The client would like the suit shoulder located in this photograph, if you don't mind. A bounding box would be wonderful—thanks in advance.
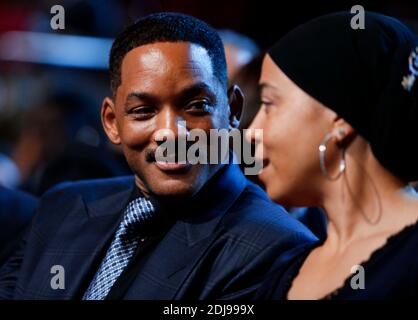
[33,176,134,225]
[41,175,134,201]
[229,181,285,220]
[224,181,317,244]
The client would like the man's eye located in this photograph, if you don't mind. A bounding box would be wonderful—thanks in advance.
[129,106,155,118]
[186,100,213,113]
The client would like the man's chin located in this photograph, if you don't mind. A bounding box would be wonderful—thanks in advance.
[154,181,195,197]
[143,174,204,199]
[135,162,221,199]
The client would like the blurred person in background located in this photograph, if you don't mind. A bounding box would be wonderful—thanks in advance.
[1,91,130,196]
[0,186,37,267]
[218,29,260,81]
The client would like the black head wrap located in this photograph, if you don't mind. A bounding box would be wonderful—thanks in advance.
[268,12,418,182]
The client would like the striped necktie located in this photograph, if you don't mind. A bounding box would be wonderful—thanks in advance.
[83,196,155,300]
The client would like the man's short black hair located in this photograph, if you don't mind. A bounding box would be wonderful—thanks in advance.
[109,12,228,96]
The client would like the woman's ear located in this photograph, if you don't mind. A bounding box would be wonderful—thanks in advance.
[227,84,244,129]
[101,97,121,145]
[332,117,356,145]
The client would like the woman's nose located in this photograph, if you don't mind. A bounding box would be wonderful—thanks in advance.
[245,111,264,144]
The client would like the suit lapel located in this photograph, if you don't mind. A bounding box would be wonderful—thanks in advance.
[40,181,135,298]
[124,164,247,299]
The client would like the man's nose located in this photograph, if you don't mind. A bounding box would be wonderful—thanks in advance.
[153,108,188,144]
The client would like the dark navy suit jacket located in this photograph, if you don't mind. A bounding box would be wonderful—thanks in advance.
[0,164,317,299]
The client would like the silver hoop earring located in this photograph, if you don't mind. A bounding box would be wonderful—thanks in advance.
[319,133,346,180]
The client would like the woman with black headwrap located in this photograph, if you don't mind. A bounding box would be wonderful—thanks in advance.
[248,12,418,299]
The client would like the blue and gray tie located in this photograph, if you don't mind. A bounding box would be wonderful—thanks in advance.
[83,196,155,300]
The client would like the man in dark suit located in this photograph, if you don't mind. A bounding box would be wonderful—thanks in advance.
[0,187,37,266]
[0,13,317,300]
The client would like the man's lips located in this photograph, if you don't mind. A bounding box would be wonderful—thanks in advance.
[154,160,192,172]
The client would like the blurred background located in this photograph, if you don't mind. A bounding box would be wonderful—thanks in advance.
[0,0,417,196]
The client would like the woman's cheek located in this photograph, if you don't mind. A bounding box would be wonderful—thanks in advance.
[262,121,280,152]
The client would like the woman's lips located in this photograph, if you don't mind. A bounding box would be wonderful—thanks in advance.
[258,159,271,178]
[154,160,191,172]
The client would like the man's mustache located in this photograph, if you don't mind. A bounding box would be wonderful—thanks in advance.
[145,141,200,163]
[145,149,156,163]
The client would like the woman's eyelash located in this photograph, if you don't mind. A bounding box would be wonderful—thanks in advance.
[260,100,273,106]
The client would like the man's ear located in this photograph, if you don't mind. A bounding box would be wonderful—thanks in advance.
[227,84,244,129]
[101,97,121,145]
